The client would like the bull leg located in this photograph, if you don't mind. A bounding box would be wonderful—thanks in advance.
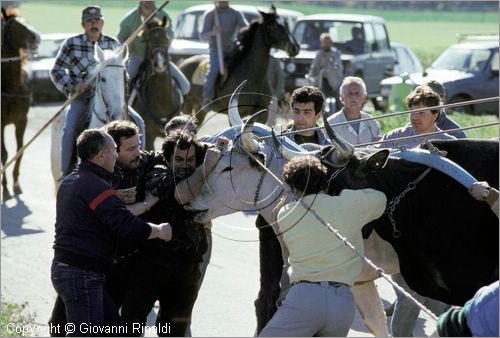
[352,281,389,336]
[254,215,283,335]
[1,123,11,200]
[12,114,27,195]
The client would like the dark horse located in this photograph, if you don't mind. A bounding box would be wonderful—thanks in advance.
[179,7,299,125]
[1,8,40,200]
[132,17,182,149]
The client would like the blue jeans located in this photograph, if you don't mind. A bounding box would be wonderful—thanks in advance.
[202,48,229,100]
[391,273,449,336]
[61,95,89,175]
[51,260,120,337]
[127,55,190,95]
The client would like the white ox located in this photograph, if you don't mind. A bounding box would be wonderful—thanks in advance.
[190,85,399,336]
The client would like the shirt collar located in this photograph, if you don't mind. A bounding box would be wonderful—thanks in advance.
[80,160,114,181]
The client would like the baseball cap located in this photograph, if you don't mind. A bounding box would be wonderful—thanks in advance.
[82,6,103,22]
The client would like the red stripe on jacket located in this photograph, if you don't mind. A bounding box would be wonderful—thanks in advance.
[89,189,117,211]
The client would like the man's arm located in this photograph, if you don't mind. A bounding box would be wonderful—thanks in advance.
[200,11,215,42]
[50,39,74,96]
[174,147,222,204]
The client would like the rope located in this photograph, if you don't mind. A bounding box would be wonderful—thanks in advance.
[241,147,440,322]
[0,0,171,176]
[257,96,499,141]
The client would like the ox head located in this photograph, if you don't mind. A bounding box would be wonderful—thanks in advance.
[189,83,315,223]
[189,111,274,223]
[260,6,299,57]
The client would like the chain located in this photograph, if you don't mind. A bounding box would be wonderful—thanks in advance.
[327,166,346,187]
[386,167,432,238]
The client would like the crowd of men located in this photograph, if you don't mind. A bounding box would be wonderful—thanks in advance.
[23,0,497,336]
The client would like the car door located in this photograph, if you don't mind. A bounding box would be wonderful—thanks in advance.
[361,23,394,97]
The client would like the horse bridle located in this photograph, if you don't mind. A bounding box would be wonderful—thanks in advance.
[91,63,126,124]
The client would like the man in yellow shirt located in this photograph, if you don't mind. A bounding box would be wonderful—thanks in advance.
[260,156,386,337]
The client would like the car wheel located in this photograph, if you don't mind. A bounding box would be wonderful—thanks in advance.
[447,96,473,115]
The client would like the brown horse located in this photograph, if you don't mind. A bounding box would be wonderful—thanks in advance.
[132,17,182,149]
[1,8,40,200]
[179,7,299,126]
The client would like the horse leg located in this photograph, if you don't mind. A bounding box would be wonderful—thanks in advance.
[1,123,12,200]
[12,114,27,195]
[254,215,283,335]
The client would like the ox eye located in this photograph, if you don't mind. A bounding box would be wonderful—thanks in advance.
[221,166,233,173]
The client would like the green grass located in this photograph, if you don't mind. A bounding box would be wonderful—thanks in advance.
[373,110,499,139]
[1,300,35,337]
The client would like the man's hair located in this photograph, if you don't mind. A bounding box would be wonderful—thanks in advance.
[423,80,446,102]
[339,76,367,96]
[406,86,441,117]
[161,130,203,162]
[319,32,331,42]
[104,120,139,151]
[164,115,198,135]
[76,129,109,161]
[283,156,327,195]
[290,86,324,114]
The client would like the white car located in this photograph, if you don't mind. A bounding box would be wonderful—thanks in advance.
[169,4,304,64]
[24,33,73,102]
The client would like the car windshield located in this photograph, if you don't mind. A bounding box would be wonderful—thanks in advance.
[431,46,492,73]
[176,11,203,39]
[293,20,362,52]
[36,38,64,59]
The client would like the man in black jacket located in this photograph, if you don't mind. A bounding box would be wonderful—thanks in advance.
[120,130,224,336]
[51,129,171,336]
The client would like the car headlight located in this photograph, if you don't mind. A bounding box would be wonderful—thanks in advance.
[285,62,296,73]
[33,70,50,79]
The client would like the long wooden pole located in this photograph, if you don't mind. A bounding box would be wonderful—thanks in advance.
[0,0,170,176]
[213,2,225,75]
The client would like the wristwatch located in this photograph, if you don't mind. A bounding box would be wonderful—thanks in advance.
[482,187,491,200]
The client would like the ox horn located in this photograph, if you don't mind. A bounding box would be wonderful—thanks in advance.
[240,109,266,153]
[228,81,247,127]
[271,129,319,160]
[322,113,354,167]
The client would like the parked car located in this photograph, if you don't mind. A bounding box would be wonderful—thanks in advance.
[273,13,395,104]
[376,42,423,110]
[379,36,499,115]
[169,4,304,64]
[24,33,73,102]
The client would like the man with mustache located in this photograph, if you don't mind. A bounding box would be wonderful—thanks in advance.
[327,76,381,145]
[119,130,225,336]
[50,6,144,178]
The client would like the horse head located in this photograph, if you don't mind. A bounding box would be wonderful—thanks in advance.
[88,45,127,127]
[1,8,40,55]
[260,6,299,57]
[144,17,170,74]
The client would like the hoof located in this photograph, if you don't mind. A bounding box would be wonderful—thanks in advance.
[13,183,22,195]
[2,188,12,201]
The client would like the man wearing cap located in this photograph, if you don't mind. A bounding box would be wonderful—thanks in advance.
[118,1,190,96]
[50,6,144,178]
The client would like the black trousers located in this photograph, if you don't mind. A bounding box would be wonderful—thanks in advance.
[120,252,201,337]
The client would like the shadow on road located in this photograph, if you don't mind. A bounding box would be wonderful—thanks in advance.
[1,196,40,238]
